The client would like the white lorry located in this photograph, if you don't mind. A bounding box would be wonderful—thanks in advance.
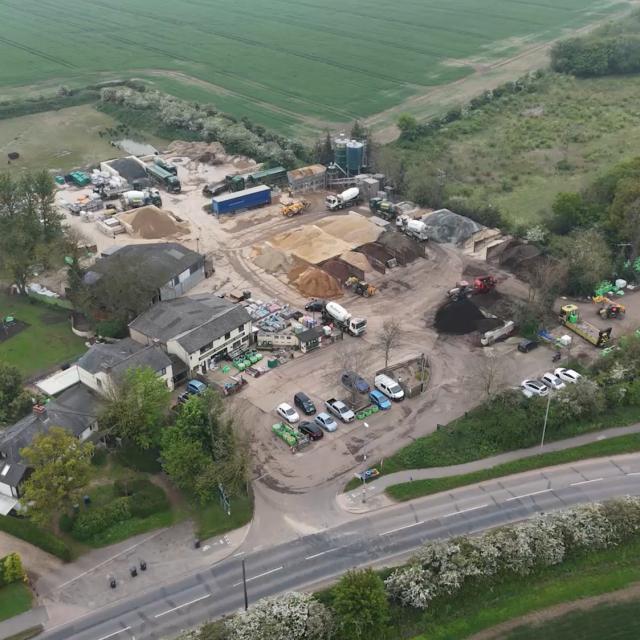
[326,187,360,211]
[397,216,429,241]
[322,301,367,336]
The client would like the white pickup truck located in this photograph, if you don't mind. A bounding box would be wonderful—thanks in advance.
[325,398,355,423]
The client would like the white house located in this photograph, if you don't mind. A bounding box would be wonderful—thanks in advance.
[129,295,252,375]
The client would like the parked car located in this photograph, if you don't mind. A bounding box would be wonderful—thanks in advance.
[369,390,391,410]
[298,421,323,441]
[325,398,356,423]
[341,371,370,394]
[540,372,566,390]
[304,299,325,312]
[554,367,582,384]
[520,379,549,398]
[294,391,316,415]
[374,374,404,400]
[517,339,539,353]
[276,402,300,424]
[314,412,338,432]
[187,379,207,395]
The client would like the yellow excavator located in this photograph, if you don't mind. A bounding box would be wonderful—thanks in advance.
[281,200,309,217]
[345,276,376,297]
[592,295,626,320]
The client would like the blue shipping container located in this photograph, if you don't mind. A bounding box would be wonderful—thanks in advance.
[212,185,271,214]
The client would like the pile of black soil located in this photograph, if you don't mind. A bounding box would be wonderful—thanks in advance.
[435,298,499,335]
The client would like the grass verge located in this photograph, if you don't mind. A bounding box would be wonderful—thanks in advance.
[194,494,253,540]
[82,510,174,548]
[386,432,640,501]
[0,583,32,622]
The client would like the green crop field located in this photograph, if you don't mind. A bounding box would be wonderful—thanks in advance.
[0,0,628,135]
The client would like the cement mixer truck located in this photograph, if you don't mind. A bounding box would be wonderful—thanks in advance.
[322,301,367,336]
[400,218,429,241]
[326,187,360,211]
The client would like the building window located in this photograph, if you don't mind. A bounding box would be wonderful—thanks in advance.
[160,368,166,375]
[225,332,231,340]
[96,379,102,388]
[173,275,180,285]
[200,342,213,354]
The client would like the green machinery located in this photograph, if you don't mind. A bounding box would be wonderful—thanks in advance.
[369,197,400,220]
[272,422,300,449]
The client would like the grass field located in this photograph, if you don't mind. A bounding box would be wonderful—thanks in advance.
[0,0,627,135]
[0,583,32,623]
[0,104,161,173]
[0,293,86,377]
[396,70,640,225]
[503,599,640,640]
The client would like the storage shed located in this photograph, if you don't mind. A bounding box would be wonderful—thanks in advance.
[287,165,327,192]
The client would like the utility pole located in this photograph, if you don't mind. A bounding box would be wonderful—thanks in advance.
[241,559,248,610]
[540,390,552,448]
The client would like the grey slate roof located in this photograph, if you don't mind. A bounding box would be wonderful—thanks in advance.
[77,338,170,377]
[297,326,323,343]
[130,295,251,354]
[0,385,102,479]
[0,460,27,487]
[83,242,203,289]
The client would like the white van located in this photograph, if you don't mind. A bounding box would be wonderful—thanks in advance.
[374,374,404,401]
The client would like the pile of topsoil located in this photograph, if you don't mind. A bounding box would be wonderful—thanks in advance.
[293,266,343,299]
[434,299,502,335]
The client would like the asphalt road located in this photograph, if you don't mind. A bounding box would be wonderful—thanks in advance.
[41,455,640,640]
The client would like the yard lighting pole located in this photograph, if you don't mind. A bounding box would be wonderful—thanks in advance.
[241,559,249,610]
[361,422,369,503]
[540,389,552,448]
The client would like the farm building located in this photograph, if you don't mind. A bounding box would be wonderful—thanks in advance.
[287,165,327,192]
[83,242,205,304]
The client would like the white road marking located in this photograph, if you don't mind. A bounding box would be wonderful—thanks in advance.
[379,521,425,536]
[232,565,283,587]
[627,472,640,477]
[305,547,341,560]
[442,503,489,518]
[95,627,131,640]
[506,489,552,502]
[154,594,211,618]
[233,551,246,557]
[571,478,604,487]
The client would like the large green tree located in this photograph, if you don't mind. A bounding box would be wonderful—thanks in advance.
[0,171,62,294]
[100,367,171,449]
[0,362,33,426]
[20,427,94,526]
[331,568,389,640]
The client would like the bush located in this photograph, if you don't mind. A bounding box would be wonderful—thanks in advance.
[58,513,75,534]
[115,442,161,472]
[0,516,71,561]
[91,447,108,467]
[129,485,169,518]
[71,498,131,541]
[96,318,128,339]
[114,474,149,497]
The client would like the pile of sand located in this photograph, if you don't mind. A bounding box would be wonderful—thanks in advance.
[252,243,293,274]
[340,251,372,273]
[270,226,353,264]
[316,212,381,244]
[293,266,343,299]
[117,205,189,239]
[165,141,226,162]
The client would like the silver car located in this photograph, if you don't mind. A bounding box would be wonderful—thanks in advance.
[314,412,338,432]
[520,379,549,398]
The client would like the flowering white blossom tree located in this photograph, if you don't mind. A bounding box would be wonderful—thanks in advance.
[225,592,332,640]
